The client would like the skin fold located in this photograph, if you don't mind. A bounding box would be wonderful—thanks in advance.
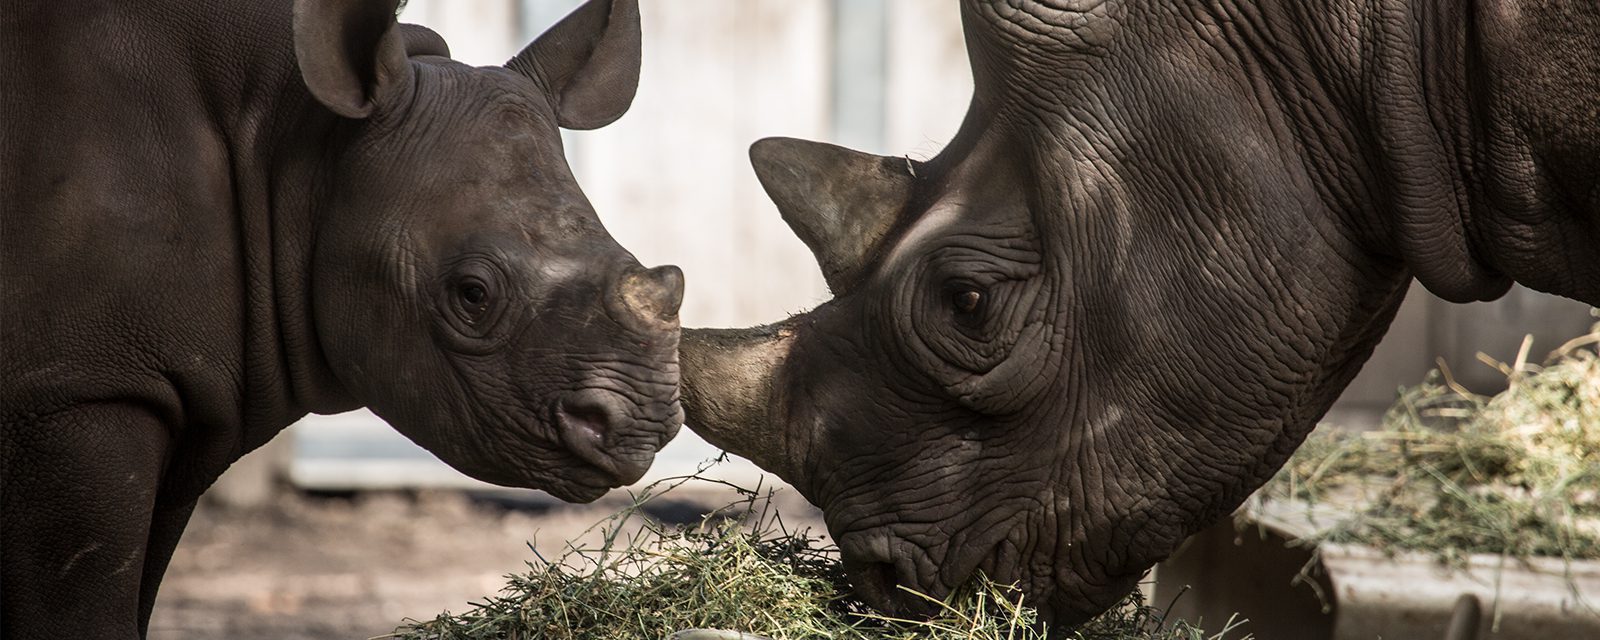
[682,0,1599,629]
[1,0,683,637]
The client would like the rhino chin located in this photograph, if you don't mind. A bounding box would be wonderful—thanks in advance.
[678,323,797,475]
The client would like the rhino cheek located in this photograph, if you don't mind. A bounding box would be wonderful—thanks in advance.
[940,320,1055,414]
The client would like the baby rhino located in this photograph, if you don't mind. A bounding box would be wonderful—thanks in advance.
[0,0,681,637]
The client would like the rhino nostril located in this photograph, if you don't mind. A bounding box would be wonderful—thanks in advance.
[873,561,902,595]
[561,403,611,442]
[618,265,684,324]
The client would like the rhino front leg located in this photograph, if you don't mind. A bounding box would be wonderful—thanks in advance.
[137,492,202,636]
[134,450,226,637]
[2,404,169,639]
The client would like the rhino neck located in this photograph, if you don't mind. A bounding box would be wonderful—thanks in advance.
[1158,0,1523,303]
[1312,0,1600,307]
[1340,0,1513,303]
[1449,1,1600,306]
[214,0,364,438]
[1262,0,1597,307]
[254,112,365,426]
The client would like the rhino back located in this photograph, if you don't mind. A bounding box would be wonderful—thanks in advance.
[2,0,314,438]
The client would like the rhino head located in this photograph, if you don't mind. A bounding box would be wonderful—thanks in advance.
[296,0,681,502]
[683,0,1599,627]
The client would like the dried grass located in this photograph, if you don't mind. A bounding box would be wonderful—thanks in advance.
[384,473,1246,640]
[1262,318,1600,565]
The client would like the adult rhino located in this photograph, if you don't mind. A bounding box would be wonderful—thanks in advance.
[683,0,1599,628]
[1,0,682,636]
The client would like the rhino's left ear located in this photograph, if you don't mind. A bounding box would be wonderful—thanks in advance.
[506,0,640,130]
[293,0,410,119]
[751,137,919,293]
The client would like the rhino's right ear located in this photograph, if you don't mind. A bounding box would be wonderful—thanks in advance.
[293,0,410,119]
[750,137,919,293]
[506,0,641,130]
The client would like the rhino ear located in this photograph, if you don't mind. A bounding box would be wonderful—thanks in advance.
[399,23,450,59]
[506,0,640,130]
[750,137,917,293]
[293,0,410,119]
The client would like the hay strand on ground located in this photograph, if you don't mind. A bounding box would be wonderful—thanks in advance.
[387,472,1245,640]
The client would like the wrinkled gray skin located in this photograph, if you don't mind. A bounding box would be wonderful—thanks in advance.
[683,0,1599,629]
[1,0,682,636]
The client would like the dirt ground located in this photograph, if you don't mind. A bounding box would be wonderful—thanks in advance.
[148,487,825,640]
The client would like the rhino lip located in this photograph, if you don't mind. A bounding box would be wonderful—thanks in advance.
[838,533,943,617]
[543,479,611,504]
[838,528,1018,617]
[844,557,914,613]
[553,390,657,487]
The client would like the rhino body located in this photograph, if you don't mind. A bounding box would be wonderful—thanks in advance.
[684,0,1599,628]
[1,0,683,636]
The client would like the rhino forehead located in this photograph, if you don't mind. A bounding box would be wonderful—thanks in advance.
[966,0,1121,52]
[883,200,967,267]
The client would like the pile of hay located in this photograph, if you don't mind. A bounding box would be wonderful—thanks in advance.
[386,477,1245,640]
[1261,319,1600,566]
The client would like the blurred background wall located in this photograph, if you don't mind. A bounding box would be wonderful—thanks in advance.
[211,0,1595,505]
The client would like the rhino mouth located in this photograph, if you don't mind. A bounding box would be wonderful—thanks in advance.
[444,390,676,504]
[554,389,659,481]
[542,388,681,500]
[836,528,1013,617]
[844,556,921,615]
[838,508,1036,620]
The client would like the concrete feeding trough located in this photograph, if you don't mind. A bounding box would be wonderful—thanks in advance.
[1155,498,1600,639]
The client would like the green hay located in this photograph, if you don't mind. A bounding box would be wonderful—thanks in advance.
[1262,318,1600,566]
[385,476,1246,640]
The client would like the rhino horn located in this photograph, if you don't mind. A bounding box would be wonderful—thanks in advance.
[679,323,796,476]
[749,137,918,293]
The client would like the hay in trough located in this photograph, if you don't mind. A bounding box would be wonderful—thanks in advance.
[1261,317,1600,566]
[385,474,1246,640]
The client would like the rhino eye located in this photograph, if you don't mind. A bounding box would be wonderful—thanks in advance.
[458,281,489,310]
[952,289,983,314]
